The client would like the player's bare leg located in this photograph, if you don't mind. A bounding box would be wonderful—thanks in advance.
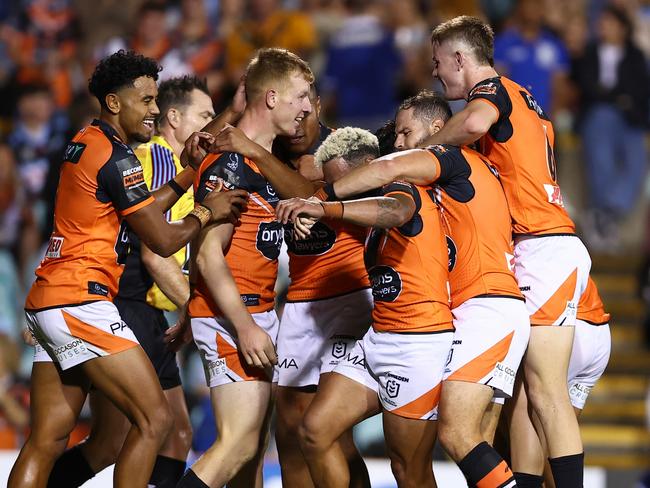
[182,381,271,487]
[8,363,88,488]
[481,401,503,445]
[382,412,438,488]
[300,372,379,488]
[81,347,173,488]
[276,386,316,487]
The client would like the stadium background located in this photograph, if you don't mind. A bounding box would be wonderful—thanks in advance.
[0,0,648,486]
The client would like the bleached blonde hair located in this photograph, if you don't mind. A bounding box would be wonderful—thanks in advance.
[314,127,379,169]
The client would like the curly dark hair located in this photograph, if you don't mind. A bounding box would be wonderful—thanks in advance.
[88,50,161,108]
[156,75,209,127]
[375,120,396,157]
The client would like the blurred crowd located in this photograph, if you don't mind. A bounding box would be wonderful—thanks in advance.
[0,0,649,456]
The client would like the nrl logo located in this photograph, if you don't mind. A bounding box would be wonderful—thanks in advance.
[331,341,347,359]
[385,378,401,399]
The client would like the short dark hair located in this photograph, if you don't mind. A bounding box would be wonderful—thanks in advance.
[156,75,210,127]
[88,50,161,109]
[18,82,51,100]
[431,16,494,67]
[398,90,452,124]
[375,120,396,157]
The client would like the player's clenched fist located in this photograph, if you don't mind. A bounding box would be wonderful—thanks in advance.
[182,131,215,169]
[237,324,278,369]
[201,189,249,225]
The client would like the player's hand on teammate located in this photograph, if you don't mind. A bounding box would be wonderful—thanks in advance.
[211,124,264,162]
[294,216,317,240]
[201,188,249,225]
[237,324,278,369]
[182,131,215,169]
[276,197,325,226]
[164,304,192,352]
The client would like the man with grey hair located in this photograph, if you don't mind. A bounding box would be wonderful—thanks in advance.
[277,127,455,488]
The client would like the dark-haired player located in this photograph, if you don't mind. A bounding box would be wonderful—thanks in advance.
[10,51,246,488]
[46,76,216,488]
[423,16,591,488]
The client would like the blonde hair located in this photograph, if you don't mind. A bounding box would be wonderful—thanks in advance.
[430,16,494,66]
[245,48,314,100]
[314,127,379,169]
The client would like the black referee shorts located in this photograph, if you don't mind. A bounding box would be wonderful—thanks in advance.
[113,297,182,390]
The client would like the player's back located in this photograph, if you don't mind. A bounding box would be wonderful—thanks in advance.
[190,151,283,317]
[468,76,574,236]
[365,181,452,333]
[26,120,153,310]
[426,144,522,308]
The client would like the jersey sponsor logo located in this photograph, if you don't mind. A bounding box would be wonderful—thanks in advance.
[256,221,284,260]
[87,281,109,297]
[471,82,497,97]
[446,235,457,272]
[45,236,64,259]
[115,157,148,203]
[385,378,401,398]
[428,144,448,156]
[53,339,88,363]
[543,184,564,207]
[369,265,403,302]
[205,175,224,193]
[241,294,260,306]
[278,357,299,369]
[63,142,86,163]
[284,221,336,255]
[331,340,348,359]
[519,90,547,118]
[121,165,145,188]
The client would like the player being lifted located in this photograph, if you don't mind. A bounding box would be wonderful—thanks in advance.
[10,51,246,488]
[423,16,592,488]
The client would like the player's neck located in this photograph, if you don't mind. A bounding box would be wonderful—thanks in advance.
[158,126,182,157]
[237,109,276,152]
[100,113,130,144]
[466,65,499,91]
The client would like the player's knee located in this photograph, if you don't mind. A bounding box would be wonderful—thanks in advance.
[298,414,330,455]
[138,402,173,442]
[28,433,69,461]
[389,455,430,488]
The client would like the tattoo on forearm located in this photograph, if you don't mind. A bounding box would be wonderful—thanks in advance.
[376,198,402,227]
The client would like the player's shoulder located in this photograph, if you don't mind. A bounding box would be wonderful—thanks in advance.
[468,77,503,99]
[426,143,462,159]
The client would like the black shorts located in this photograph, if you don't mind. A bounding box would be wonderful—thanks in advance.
[114,297,182,390]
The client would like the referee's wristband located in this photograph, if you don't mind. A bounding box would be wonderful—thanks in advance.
[167,179,185,198]
[314,183,338,202]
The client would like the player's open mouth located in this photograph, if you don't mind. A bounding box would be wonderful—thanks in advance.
[143,119,155,130]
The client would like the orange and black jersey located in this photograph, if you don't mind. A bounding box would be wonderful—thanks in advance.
[189,151,283,317]
[577,277,610,326]
[424,144,522,308]
[364,181,453,333]
[26,119,154,311]
[468,76,575,236]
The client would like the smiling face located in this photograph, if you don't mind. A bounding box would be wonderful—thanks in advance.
[431,40,467,101]
[394,107,432,150]
[273,71,313,137]
[115,76,160,144]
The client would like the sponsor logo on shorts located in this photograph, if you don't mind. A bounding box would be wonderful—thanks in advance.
[45,236,64,259]
[88,281,109,297]
[387,372,409,383]
[109,321,129,335]
[569,382,590,403]
[206,358,227,379]
[331,341,347,359]
[53,339,88,363]
[369,265,402,302]
[256,221,284,260]
[342,351,366,367]
[562,300,577,324]
[278,357,299,369]
[543,184,564,207]
[284,221,336,256]
[241,294,260,306]
[385,378,401,399]
[494,361,516,387]
[519,286,531,292]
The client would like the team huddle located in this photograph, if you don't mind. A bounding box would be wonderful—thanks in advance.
[8,15,611,488]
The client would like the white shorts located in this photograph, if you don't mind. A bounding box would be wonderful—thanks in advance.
[191,310,279,388]
[567,320,611,409]
[336,327,453,420]
[276,289,373,388]
[26,301,139,370]
[514,235,591,326]
[444,297,530,398]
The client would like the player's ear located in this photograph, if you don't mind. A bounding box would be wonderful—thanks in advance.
[167,108,180,129]
[266,89,277,109]
[430,118,445,135]
[455,51,463,70]
[105,93,120,115]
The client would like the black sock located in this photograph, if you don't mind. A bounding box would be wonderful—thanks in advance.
[47,445,95,488]
[457,441,515,487]
[176,468,209,488]
[514,472,543,488]
[149,455,186,487]
[549,452,584,488]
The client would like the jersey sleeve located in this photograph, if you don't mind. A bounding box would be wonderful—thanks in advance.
[195,152,249,204]
[96,149,153,216]
[381,180,418,200]
[467,78,510,117]
[380,181,423,237]
[425,145,475,203]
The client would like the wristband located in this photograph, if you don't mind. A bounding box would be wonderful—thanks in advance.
[167,179,185,198]
[320,201,344,220]
[313,183,338,202]
[187,204,212,228]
